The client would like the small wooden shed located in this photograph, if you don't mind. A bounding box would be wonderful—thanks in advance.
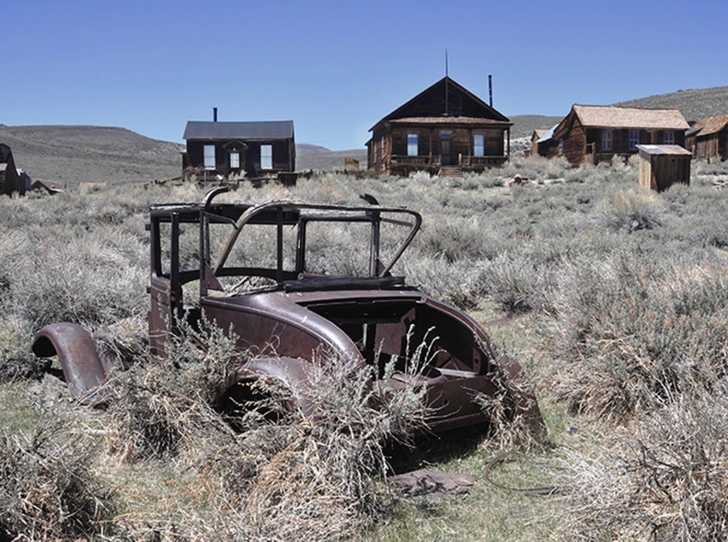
[636,144,692,192]
[0,143,24,196]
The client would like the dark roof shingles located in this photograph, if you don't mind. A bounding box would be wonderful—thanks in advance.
[183,121,294,140]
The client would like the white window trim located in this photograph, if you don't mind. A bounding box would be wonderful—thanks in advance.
[261,145,273,169]
[407,134,418,157]
[204,145,216,169]
[230,152,240,169]
[473,134,485,157]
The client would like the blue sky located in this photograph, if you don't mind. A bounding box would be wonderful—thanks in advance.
[3,0,726,150]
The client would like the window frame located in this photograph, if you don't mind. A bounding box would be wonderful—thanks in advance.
[204,145,216,169]
[407,133,418,157]
[260,145,273,169]
[601,129,613,151]
[664,131,675,145]
[229,152,240,169]
[473,134,485,157]
[629,130,639,150]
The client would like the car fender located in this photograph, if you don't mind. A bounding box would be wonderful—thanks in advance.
[224,356,314,417]
[32,322,111,401]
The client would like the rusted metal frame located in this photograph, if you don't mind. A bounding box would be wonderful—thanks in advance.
[170,212,184,322]
[369,209,381,277]
[276,206,284,283]
[214,201,421,279]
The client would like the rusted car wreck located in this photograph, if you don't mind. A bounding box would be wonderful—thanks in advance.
[33,189,544,436]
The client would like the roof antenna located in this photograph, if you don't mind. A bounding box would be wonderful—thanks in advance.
[445,49,449,116]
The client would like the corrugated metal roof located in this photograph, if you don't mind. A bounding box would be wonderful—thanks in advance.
[536,124,558,143]
[573,105,689,130]
[183,120,294,140]
[687,113,728,138]
[636,144,692,156]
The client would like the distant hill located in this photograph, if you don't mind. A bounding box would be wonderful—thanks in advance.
[0,125,183,187]
[508,115,562,139]
[614,86,728,123]
[296,144,367,171]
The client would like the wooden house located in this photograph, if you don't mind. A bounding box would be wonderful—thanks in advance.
[366,77,512,176]
[540,105,689,167]
[0,144,24,196]
[182,120,295,180]
[685,114,728,161]
[637,144,692,192]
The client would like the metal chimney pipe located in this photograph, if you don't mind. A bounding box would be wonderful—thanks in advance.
[213,107,218,122]
[488,75,493,107]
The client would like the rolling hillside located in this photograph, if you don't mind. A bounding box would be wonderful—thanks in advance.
[0,125,182,188]
[615,86,728,123]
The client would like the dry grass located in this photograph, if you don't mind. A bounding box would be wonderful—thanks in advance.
[2,158,728,539]
[558,377,728,541]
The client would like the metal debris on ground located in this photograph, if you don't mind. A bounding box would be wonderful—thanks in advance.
[390,469,475,500]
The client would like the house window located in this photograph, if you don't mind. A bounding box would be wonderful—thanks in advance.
[204,145,215,169]
[664,131,675,145]
[229,152,240,169]
[407,134,418,156]
[601,130,612,151]
[261,145,273,169]
[558,137,564,155]
[629,130,639,150]
[473,134,484,157]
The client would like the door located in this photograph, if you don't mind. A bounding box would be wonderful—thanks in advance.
[441,134,451,165]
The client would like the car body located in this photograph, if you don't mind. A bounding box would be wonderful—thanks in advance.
[33,188,544,435]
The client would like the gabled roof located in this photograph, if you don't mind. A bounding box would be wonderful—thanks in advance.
[686,113,728,138]
[573,105,688,130]
[370,76,510,132]
[554,105,689,137]
[183,121,294,141]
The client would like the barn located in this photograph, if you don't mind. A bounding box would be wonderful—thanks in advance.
[366,77,512,176]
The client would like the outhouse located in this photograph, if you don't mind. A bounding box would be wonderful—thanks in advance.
[636,144,692,192]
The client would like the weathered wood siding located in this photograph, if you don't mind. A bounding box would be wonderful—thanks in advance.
[563,120,587,166]
[692,129,728,160]
[639,153,691,192]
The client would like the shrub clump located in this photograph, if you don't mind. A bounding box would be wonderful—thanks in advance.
[0,422,112,540]
[559,378,728,541]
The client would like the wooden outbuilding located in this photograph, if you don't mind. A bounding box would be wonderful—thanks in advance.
[637,144,692,192]
[526,128,549,157]
[366,76,512,176]
[182,119,295,181]
[540,105,689,167]
[685,114,728,161]
[0,143,24,196]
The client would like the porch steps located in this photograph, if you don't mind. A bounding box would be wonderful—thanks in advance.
[438,165,463,178]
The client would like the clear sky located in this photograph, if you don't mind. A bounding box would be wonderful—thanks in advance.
[3,0,726,150]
